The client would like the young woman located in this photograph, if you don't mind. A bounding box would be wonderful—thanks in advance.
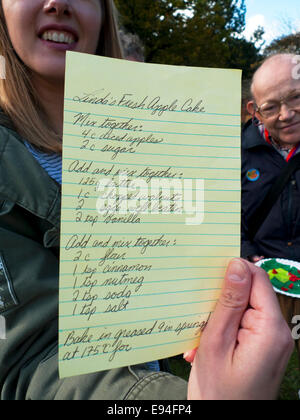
[0,0,294,400]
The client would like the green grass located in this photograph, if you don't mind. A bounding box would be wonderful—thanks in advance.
[278,350,300,400]
[169,350,300,400]
[169,356,191,382]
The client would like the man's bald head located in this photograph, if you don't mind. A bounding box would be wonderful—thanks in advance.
[251,54,298,99]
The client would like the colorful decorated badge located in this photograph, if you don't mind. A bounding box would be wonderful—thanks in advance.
[246,168,260,182]
[256,258,300,298]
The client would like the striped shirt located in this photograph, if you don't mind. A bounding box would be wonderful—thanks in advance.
[25,141,62,184]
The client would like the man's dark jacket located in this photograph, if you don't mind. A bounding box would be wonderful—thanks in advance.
[242,119,300,261]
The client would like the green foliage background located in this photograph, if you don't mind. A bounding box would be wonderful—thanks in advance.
[115,0,263,79]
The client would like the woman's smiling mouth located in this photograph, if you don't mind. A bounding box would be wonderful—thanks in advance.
[38,25,78,49]
[41,30,75,45]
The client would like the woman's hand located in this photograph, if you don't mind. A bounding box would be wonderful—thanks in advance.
[187,259,294,400]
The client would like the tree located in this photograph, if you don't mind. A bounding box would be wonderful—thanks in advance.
[114,0,188,63]
[115,0,262,78]
[264,32,300,56]
[180,0,246,67]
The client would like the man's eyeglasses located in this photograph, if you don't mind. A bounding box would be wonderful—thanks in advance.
[255,91,300,118]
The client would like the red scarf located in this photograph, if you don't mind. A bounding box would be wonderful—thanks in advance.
[264,128,300,162]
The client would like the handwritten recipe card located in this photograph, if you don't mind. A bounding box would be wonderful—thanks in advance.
[59,52,241,378]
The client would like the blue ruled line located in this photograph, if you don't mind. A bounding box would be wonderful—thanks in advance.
[59,262,238,277]
[63,156,239,172]
[63,143,240,161]
[63,134,240,150]
[64,121,239,139]
[60,298,217,318]
[58,311,212,332]
[64,108,240,127]
[64,98,240,117]
[59,277,222,289]
[59,287,220,305]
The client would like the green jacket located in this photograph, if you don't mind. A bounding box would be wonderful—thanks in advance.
[0,120,187,400]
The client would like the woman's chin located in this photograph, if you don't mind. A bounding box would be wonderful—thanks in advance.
[31,61,67,84]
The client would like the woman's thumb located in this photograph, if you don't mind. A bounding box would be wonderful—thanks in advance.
[184,259,252,363]
[203,259,252,353]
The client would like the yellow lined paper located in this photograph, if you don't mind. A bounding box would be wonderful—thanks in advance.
[59,52,241,378]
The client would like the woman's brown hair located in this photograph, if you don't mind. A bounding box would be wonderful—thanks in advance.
[0,0,123,154]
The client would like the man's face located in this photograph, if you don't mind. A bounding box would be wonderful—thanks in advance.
[249,58,300,147]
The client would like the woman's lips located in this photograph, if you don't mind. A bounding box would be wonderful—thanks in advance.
[39,37,77,51]
[37,24,79,51]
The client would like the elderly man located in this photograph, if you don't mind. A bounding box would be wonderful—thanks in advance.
[242,53,300,366]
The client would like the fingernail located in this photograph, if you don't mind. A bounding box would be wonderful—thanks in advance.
[227,259,246,282]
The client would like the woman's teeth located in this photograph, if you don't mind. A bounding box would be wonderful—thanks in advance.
[41,31,75,44]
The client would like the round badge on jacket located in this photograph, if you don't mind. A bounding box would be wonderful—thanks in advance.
[246,168,260,182]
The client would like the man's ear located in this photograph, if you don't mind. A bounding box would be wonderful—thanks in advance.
[247,101,262,124]
[247,100,255,116]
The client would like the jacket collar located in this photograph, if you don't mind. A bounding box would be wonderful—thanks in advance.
[242,119,272,150]
[0,124,61,229]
